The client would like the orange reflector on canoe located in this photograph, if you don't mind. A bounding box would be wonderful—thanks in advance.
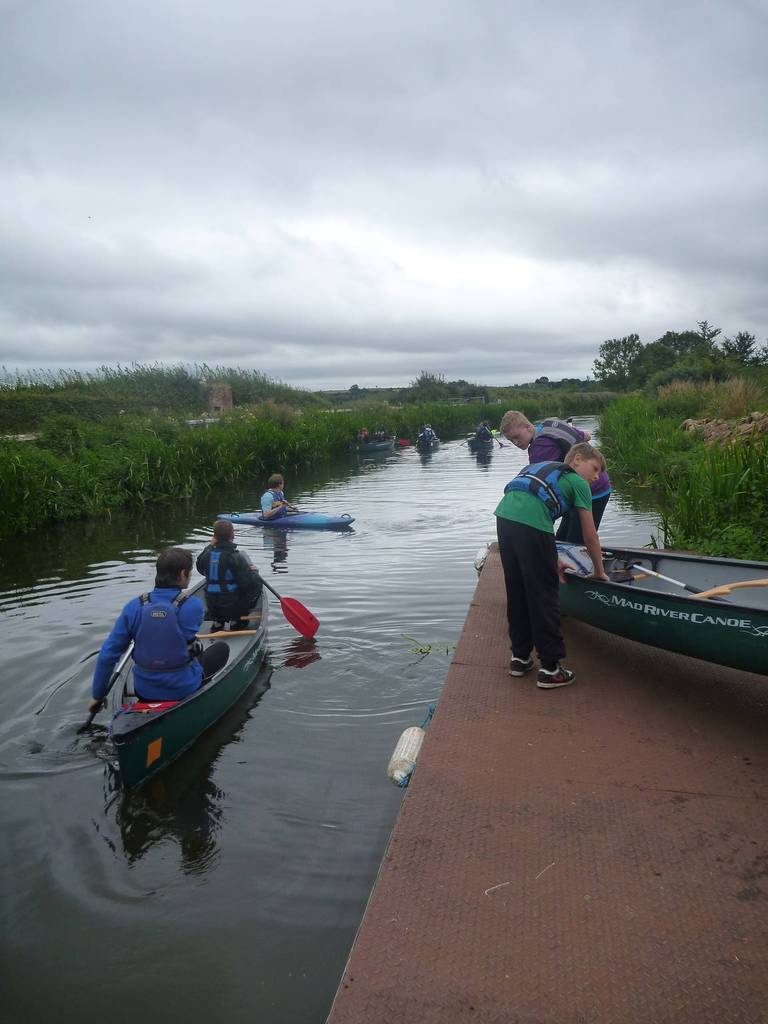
[146,737,163,767]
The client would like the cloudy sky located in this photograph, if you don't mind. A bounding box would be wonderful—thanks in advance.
[1,0,765,389]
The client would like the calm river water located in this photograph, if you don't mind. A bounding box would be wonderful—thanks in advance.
[0,418,659,1024]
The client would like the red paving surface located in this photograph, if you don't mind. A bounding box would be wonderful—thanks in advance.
[327,547,768,1024]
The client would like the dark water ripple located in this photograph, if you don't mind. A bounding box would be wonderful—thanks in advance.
[0,418,658,1023]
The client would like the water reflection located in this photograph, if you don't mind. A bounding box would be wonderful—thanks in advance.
[469,447,494,469]
[262,527,289,572]
[281,637,321,670]
[112,668,272,871]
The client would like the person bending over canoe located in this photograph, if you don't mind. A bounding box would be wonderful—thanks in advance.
[260,473,299,520]
[500,410,612,542]
[196,520,262,631]
[495,442,609,690]
[88,548,230,715]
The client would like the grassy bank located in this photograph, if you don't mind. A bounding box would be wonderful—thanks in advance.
[599,381,768,560]
[0,364,326,431]
[0,372,619,538]
[0,401,499,538]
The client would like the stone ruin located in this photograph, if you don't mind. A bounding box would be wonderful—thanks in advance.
[206,383,233,416]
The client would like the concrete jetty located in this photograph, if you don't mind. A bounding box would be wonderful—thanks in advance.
[327,546,768,1023]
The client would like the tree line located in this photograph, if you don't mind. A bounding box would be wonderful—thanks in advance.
[592,321,768,390]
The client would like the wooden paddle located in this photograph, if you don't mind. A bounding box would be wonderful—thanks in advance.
[694,578,768,600]
[197,629,258,639]
[257,575,319,639]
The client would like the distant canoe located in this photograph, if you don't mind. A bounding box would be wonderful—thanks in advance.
[415,436,440,451]
[558,543,768,676]
[218,511,355,530]
[468,436,494,452]
[355,438,395,453]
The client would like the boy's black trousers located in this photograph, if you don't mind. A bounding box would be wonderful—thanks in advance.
[495,517,565,670]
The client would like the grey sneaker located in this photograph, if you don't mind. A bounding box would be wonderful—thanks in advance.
[509,655,535,677]
[537,665,576,689]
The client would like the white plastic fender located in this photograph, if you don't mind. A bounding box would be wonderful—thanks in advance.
[387,726,425,786]
[473,541,492,574]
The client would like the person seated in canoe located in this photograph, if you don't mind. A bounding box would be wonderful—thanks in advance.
[357,428,370,444]
[372,425,391,441]
[417,424,437,445]
[87,548,230,715]
[196,520,262,631]
[499,410,611,542]
[475,420,493,441]
[495,442,609,691]
[260,473,299,520]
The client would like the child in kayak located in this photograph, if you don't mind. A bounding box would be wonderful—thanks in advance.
[495,441,609,689]
[260,473,299,520]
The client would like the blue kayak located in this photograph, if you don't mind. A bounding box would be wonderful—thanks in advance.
[218,511,355,530]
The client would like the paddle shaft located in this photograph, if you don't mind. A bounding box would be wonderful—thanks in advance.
[77,643,134,733]
[629,564,702,594]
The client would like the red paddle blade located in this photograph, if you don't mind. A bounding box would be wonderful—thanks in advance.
[279,596,319,639]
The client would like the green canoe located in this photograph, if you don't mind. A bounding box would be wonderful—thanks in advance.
[557,544,768,676]
[355,438,396,453]
[109,582,269,789]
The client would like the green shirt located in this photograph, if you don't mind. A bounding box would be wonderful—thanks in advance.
[495,471,592,535]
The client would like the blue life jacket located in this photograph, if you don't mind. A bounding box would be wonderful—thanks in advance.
[504,461,577,521]
[133,592,194,672]
[206,549,237,594]
[263,488,287,519]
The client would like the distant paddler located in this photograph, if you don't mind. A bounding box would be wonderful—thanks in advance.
[260,473,299,521]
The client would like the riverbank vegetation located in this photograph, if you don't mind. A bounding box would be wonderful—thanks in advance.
[600,380,768,560]
[0,400,496,538]
[0,364,326,432]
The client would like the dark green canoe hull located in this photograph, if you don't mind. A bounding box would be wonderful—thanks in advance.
[560,547,768,676]
[468,436,494,451]
[356,439,395,453]
[110,594,268,788]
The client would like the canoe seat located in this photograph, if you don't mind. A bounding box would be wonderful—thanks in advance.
[122,700,180,713]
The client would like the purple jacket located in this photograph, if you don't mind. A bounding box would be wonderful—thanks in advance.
[529,423,611,498]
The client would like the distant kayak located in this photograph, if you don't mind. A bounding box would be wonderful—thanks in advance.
[218,511,355,530]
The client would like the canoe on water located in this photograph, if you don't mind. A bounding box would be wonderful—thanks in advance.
[109,581,269,789]
[416,437,440,451]
[218,511,355,530]
[557,543,768,676]
[467,435,494,452]
[355,438,395,453]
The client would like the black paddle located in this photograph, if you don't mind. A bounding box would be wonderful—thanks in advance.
[76,643,134,734]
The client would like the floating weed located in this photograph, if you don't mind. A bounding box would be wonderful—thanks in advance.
[403,635,456,657]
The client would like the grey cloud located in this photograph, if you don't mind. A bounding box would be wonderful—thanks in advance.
[0,0,766,385]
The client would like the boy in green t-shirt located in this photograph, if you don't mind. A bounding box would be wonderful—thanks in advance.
[495,442,609,689]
